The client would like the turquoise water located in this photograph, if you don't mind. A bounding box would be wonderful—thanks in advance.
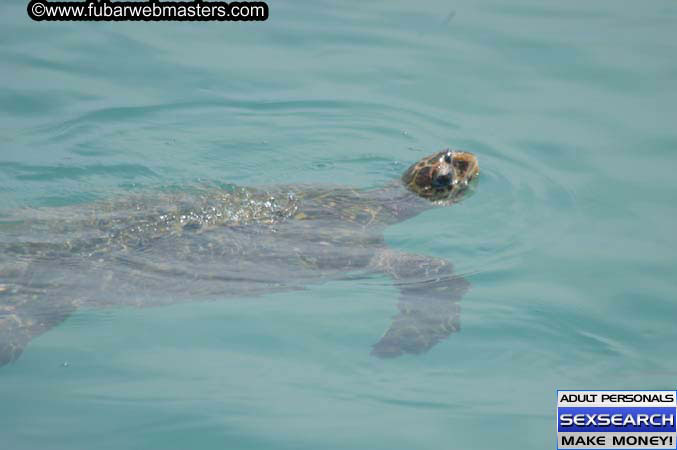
[2,0,677,448]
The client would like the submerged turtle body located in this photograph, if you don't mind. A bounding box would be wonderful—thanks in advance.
[0,150,479,364]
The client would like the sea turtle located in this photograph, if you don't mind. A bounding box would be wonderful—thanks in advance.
[0,149,479,365]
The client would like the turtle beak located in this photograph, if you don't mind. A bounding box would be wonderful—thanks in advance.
[451,151,480,187]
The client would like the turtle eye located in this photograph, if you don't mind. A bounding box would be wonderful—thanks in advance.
[444,152,452,164]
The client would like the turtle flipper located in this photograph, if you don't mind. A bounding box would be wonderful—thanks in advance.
[369,250,469,358]
[0,286,76,367]
[0,307,35,366]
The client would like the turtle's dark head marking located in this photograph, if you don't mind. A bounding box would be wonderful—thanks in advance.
[402,149,479,203]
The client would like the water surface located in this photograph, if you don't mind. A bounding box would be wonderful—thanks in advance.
[1,0,677,449]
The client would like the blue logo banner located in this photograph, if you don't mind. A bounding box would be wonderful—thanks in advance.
[558,407,676,433]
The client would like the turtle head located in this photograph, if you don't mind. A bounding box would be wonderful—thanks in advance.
[402,149,479,203]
